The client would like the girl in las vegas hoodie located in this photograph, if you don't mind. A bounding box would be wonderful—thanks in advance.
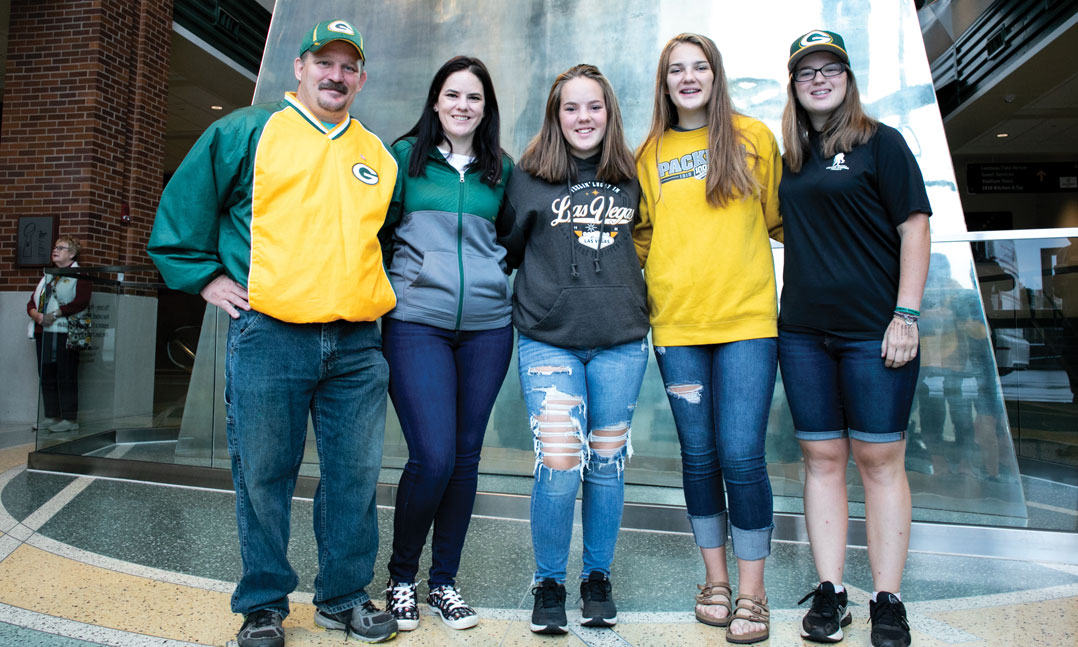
[501,64,648,635]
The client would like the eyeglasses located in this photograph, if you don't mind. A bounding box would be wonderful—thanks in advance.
[793,63,847,83]
[53,245,71,251]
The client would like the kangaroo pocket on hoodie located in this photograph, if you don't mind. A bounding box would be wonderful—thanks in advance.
[524,286,648,348]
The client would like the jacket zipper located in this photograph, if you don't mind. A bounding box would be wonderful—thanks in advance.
[455,172,465,330]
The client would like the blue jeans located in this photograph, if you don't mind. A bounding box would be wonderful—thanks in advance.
[518,333,649,582]
[225,309,388,617]
[382,318,513,586]
[654,339,777,561]
[778,330,919,443]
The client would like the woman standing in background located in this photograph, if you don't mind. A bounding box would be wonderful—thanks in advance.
[27,235,91,434]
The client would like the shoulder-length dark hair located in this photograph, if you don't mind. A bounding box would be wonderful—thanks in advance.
[637,33,759,207]
[781,59,877,173]
[395,56,505,187]
[517,64,635,185]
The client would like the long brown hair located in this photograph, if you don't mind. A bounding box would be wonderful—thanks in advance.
[518,64,636,184]
[395,56,505,187]
[781,61,877,173]
[637,33,759,207]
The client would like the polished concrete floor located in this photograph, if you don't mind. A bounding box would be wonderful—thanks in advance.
[0,441,1076,647]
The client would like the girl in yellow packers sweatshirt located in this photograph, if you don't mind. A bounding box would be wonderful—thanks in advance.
[633,33,782,646]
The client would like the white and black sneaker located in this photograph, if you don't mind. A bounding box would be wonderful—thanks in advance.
[798,581,852,643]
[530,578,568,635]
[427,584,478,630]
[385,579,419,631]
[579,571,617,627]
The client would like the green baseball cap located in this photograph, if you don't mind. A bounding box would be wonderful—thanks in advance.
[788,29,849,71]
[299,19,365,62]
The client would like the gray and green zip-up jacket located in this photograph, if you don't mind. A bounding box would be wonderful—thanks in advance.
[379,138,514,331]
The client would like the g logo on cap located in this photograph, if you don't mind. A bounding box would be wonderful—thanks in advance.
[799,31,833,48]
[353,163,379,185]
[327,20,355,35]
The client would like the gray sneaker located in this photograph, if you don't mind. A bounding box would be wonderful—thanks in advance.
[237,609,284,647]
[315,600,398,643]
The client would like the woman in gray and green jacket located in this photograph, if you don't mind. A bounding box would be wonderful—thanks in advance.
[378,56,513,632]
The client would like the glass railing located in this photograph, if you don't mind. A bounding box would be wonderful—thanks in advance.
[32,266,213,464]
[32,235,1078,532]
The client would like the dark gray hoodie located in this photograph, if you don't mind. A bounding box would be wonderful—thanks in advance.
[502,154,649,349]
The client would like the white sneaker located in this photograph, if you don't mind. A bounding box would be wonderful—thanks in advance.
[49,420,79,433]
[32,417,61,431]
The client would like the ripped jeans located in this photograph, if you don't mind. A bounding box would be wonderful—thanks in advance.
[518,333,649,582]
[654,339,777,561]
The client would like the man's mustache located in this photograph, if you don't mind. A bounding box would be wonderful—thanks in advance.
[319,81,348,94]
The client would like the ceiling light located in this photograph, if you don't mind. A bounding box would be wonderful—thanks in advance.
[996,133,1009,138]
[211,105,223,110]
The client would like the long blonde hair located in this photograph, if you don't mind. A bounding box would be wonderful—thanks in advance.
[518,64,635,184]
[781,63,877,173]
[637,33,759,207]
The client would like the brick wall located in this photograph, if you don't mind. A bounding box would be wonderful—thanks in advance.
[0,0,171,290]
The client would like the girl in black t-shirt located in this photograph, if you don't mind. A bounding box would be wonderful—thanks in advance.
[777,30,931,647]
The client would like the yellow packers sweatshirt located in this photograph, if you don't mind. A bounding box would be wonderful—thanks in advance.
[633,116,783,346]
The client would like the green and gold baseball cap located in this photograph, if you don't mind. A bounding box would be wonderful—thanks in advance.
[299,19,365,62]
[788,29,849,71]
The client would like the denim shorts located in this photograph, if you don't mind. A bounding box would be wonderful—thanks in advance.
[778,329,919,443]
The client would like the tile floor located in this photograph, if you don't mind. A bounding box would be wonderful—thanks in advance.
[0,443,1075,646]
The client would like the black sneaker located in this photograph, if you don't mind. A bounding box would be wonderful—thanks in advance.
[385,579,419,631]
[237,609,284,647]
[530,578,568,635]
[427,584,479,630]
[869,592,911,647]
[579,571,617,627]
[314,600,398,643]
[798,582,852,643]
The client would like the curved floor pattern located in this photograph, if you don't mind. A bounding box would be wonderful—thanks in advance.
[0,444,1075,647]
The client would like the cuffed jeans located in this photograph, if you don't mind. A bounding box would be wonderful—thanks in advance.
[655,339,777,561]
[519,333,649,582]
[225,309,388,617]
[382,318,513,586]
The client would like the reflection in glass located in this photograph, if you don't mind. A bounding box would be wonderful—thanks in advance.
[975,237,1078,471]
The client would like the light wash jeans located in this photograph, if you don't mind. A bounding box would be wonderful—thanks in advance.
[654,339,777,561]
[518,333,649,582]
[225,309,388,617]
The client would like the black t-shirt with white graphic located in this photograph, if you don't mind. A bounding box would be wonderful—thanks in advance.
[778,124,931,340]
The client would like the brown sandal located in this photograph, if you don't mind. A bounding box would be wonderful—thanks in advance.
[694,581,733,627]
[725,595,770,644]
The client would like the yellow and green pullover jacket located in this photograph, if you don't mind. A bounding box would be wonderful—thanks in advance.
[633,116,783,346]
[148,92,397,323]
